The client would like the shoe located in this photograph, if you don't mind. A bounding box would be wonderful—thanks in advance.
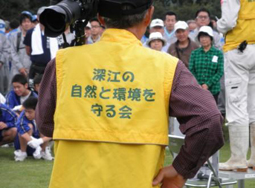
[14,149,21,156]
[219,125,248,172]
[33,146,42,159]
[14,150,27,162]
[247,123,255,170]
[1,144,9,148]
[41,146,54,161]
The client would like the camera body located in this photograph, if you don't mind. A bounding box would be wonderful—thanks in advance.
[40,0,98,38]
[40,0,152,46]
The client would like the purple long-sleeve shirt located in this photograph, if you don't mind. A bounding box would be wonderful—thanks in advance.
[36,59,224,179]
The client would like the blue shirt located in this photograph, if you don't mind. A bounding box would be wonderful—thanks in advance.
[0,103,17,129]
[23,28,51,64]
[16,110,39,137]
[5,90,38,109]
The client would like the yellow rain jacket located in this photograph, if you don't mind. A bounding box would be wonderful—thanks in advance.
[50,29,178,188]
[224,0,255,52]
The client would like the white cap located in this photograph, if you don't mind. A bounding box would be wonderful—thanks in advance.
[198,26,214,39]
[146,32,166,46]
[174,21,188,33]
[86,22,91,29]
[0,19,5,33]
[150,19,164,29]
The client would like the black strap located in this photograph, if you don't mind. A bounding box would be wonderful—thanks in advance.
[61,33,70,48]
[16,32,22,53]
[175,45,181,59]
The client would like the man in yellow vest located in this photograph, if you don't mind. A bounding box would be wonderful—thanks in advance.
[36,1,224,187]
[217,0,255,171]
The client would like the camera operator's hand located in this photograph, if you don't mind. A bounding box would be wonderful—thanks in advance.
[152,165,186,188]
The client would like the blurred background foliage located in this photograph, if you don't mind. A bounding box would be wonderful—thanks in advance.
[0,0,221,22]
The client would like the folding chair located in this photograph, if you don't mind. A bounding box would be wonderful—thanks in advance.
[168,134,237,188]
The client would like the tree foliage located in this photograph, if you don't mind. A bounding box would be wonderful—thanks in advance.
[153,0,221,21]
[0,0,221,22]
[0,0,50,21]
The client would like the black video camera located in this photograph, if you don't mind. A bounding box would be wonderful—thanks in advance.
[40,0,99,45]
[40,0,153,46]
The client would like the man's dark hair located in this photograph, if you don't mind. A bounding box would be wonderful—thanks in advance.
[19,14,32,25]
[12,74,28,85]
[90,18,100,25]
[102,4,148,29]
[34,74,43,85]
[195,8,211,18]
[23,97,38,110]
[164,11,177,21]
[10,19,19,30]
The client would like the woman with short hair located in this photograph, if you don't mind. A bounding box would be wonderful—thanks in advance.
[189,26,224,103]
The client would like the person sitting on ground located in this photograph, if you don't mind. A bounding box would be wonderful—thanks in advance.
[0,92,6,104]
[14,97,53,161]
[146,32,166,52]
[0,103,17,146]
[5,74,37,110]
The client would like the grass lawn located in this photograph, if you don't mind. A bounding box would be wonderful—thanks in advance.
[0,147,53,188]
[1,135,255,188]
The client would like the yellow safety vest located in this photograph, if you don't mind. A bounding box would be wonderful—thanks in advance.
[224,0,255,52]
[54,29,178,146]
[50,29,178,188]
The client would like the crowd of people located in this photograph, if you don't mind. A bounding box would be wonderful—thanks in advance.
[0,0,253,176]
[1,0,255,187]
[0,6,225,161]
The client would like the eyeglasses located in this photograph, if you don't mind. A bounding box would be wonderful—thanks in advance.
[91,25,100,29]
[197,16,209,20]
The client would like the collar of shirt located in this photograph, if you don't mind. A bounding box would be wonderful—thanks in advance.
[100,29,142,46]
[164,27,175,38]
[198,46,216,53]
[176,38,192,51]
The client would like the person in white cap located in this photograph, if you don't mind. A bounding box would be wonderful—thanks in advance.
[217,0,255,172]
[167,21,198,68]
[145,18,170,52]
[149,18,164,34]
[146,32,166,51]
[189,26,224,103]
